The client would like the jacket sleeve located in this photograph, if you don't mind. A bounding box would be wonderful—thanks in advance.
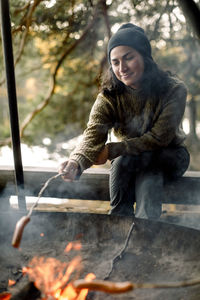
[70,93,114,171]
[107,82,187,160]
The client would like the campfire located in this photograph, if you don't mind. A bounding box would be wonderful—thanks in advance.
[2,238,200,300]
[2,223,200,300]
[1,212,200,300]
[22,242,96,300]
[1,241,96,300]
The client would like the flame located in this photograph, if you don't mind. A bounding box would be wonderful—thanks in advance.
[8,279,16,287]
[64,242,82,253]
[57,273,96,300]
[23,242,95,300]
[0,292,11,300]
[40,233,45,237]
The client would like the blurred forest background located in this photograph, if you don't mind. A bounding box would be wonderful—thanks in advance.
[0,0,200,170]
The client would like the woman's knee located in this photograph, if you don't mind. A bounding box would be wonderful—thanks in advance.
[111,155,134,171]
[158,146,190,179]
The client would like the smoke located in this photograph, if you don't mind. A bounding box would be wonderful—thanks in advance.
[0,181,16,211]
[161,203,200,230]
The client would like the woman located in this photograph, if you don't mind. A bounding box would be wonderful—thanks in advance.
[59,23,190,219]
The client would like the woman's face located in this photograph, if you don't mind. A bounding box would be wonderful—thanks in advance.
[110,45,144,89]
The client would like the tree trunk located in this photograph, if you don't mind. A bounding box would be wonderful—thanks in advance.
[188,97,198,141]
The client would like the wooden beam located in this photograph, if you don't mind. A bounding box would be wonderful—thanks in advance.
[0,166,200,205]
[0,166,110,201]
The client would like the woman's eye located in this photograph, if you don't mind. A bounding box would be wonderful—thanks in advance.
[126,56,134,60]
[112,61,119,66]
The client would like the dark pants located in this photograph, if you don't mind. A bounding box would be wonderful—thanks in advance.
[109,146,190,219]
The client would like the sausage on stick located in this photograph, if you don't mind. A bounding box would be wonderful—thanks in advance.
[12,173,65,248]
[73,278,200,294]
[12,216,30,248]
[73,279,134,294]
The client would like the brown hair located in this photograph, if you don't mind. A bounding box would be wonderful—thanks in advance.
[100,56,174,100]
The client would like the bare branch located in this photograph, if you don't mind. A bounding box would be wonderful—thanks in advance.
[102,0,111,39]
[14,0,44,66]
[0,0,44,87]
[19,1,101,138]
[0,137,11,147]
[13,1,32,15]
[95,0,111,83]
[149,1,170,41]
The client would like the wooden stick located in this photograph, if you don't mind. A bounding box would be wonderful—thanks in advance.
[104,221,135,280]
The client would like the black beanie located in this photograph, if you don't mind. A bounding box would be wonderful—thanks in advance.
[107,23,152,62]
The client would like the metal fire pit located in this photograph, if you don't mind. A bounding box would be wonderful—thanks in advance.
[0,211,200,299]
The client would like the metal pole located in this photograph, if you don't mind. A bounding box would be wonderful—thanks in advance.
[0,0,26,210]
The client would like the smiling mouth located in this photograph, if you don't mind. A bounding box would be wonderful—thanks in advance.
[121,73,133,79]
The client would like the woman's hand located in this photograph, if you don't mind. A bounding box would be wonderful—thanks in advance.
[95,145,109,165]
[58,159,79,182]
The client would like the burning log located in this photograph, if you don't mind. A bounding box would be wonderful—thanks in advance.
[0,282,40,300]
[0,292,11,300]
[10,282,41,300]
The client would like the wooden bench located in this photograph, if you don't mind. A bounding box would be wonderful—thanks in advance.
[0,166,200,206]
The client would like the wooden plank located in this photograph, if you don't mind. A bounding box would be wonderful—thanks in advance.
[164,176,200,204]
[0,166,110,200]
[0,166,200,205]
